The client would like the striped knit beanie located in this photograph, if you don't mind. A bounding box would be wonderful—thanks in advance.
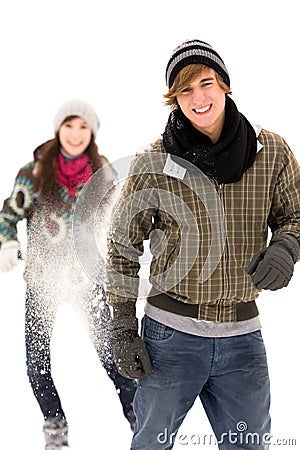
[53,99,100,137]
[166,40,230,89]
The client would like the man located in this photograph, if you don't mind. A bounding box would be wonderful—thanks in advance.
[106,40,300,449]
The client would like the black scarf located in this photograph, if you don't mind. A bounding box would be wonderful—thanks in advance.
[162,96,257,184]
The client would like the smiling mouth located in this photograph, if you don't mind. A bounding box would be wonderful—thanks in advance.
[193,104,212,114]
[68,142,82,147]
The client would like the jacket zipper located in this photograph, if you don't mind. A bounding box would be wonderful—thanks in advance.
[217,183,228,320]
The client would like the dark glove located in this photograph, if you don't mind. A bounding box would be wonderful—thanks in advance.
[248,233,299,291]
[110,302,152,379]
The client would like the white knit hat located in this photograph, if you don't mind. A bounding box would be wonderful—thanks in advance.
[53,99,100,137]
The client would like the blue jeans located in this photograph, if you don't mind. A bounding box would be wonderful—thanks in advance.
[131,315,271,450]
[25,285,136,426]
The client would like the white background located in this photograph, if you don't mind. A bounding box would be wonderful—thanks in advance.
[0,1,299,449]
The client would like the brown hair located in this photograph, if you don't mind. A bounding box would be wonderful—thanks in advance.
[34,116,106,201]
[164,64,232,109]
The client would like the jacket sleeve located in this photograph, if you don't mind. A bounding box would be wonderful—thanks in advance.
[0,163,36,246]
[106,153,158,305]
[268,141,300,249]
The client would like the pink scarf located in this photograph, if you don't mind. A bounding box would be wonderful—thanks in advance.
[56,152,92,196]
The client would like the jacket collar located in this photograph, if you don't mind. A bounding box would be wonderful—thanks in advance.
[251,122,263,153]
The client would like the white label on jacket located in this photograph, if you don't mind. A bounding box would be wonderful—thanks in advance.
[163,154,187,180]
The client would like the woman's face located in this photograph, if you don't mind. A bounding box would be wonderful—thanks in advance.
[59,117,92,157]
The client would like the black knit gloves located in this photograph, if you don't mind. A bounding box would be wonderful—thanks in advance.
[248,233,299,291]
[110,302,152,379]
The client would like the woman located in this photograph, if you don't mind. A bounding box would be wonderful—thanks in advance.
[0,99,136,449]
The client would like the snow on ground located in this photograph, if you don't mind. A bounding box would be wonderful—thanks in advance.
[0,260,299,449]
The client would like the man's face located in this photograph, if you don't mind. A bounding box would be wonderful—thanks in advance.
[176,68,226,143]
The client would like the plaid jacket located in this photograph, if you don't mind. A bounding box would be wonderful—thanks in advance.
[106,128,300,321]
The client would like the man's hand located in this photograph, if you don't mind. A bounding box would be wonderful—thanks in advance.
[248,233,299,291]
[110,302,152,379]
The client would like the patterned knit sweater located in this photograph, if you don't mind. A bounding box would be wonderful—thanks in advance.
[0,146,114,292]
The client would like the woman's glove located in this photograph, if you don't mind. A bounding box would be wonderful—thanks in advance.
[248,233,299,290]
[0,240,21,272]
[110,302,152,379]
